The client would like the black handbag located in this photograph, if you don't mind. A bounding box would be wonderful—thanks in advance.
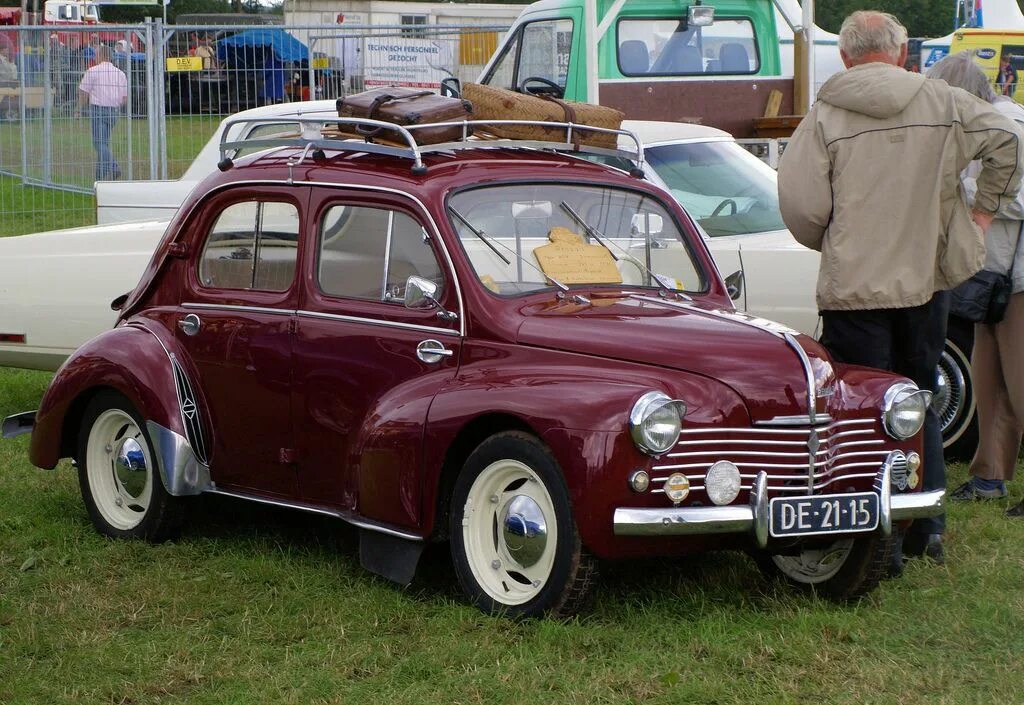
[950,224,1021,324]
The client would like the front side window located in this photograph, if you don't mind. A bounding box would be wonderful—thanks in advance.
[617,18,758,76]
[449,183,705,296]
[646,141,785,237]
[317,205,445,303]
[198,201,299,291]
[483,18,573,91]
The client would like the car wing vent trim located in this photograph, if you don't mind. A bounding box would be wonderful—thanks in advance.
[170,355,209,466]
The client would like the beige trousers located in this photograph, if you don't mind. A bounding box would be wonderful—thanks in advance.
[969,292,1024,481]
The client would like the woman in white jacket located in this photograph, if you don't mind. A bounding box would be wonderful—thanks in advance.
[929,52,1024,511]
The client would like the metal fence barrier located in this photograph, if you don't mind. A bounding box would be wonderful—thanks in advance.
[0,21,508,236]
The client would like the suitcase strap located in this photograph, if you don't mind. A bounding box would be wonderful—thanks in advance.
[542,95,581,148]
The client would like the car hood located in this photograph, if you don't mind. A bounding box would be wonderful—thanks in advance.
[515,294,833,422]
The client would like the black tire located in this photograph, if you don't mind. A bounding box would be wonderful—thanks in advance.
[754,533,894,602]
[450,431,597,619]
[940,316,978,459]
[76,390,185,542]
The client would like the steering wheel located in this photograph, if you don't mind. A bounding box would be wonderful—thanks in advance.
[710,199,738,217]
[519,76,564,98]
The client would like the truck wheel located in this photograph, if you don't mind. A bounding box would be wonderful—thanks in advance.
[755,533,894,602]
[450,431,597,619]
[938,317,978,459]
[77,390,184,542]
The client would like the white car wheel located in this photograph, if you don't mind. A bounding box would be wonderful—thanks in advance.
[756,533,894,601]
[770,539,853,584]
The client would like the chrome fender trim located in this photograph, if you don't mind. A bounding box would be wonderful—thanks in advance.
[146,421,212,496]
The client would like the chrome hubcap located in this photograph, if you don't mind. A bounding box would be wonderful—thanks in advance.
[935,349,965,433]
[501,495,548,568]
[114,438,148,498]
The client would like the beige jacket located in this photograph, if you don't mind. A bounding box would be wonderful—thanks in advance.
[778,62,1023,311]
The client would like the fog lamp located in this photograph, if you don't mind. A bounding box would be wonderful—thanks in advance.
[705,460,741,505]
[665,473,690,503]
[688,4,715,27]
[629,470,651,493]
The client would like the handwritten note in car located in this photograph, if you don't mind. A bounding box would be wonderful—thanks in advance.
[534,228,622,285]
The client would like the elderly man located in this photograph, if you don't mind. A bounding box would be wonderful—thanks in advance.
[78,44,128,180]
[778,11,1022,571]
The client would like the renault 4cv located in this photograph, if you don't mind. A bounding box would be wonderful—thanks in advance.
[5,117,944,618]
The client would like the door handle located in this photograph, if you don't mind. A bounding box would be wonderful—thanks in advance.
[416,339,453,364]
[178,313,201,336]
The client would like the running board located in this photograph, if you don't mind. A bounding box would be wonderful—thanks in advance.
[204,488,425,584]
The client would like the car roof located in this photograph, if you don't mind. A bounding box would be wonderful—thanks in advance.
[621,120,733,145]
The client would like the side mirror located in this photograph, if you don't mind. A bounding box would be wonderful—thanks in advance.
[404,275,438,310]
[440,77,462,98]
[725,269,743,301]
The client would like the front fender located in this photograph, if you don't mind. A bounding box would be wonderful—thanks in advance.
[29,324,194,473]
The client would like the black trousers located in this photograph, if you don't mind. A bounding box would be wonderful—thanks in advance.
[820,292,949,536]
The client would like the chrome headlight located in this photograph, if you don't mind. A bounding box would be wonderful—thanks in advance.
[882,382,932,440]
[629,391,686,455]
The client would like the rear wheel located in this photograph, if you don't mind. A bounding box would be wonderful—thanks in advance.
[755,533,894,602]
[450,431,597,618]
[77,391,184,541]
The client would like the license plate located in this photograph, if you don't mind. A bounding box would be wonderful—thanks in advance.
[769,492,879,538]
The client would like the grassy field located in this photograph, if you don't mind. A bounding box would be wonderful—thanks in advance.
[0,115,221,237]
[1,367,1023,704]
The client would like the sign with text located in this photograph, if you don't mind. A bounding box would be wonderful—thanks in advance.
[363,38,453,89]
[166,56,202,72]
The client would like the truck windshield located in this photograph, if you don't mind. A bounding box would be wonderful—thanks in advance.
[448,183,706,296]
[645,140,786,237]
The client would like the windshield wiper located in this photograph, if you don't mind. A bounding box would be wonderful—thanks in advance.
[559,202,619,262]
[449,206,569,293]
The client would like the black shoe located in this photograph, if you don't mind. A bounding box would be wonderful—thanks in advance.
[1007,501,1024,518]
[903,533,945,565]
[949,478,1007,501]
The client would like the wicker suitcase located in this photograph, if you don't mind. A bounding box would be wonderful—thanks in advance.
[461,83,624,149]
[335,87,473,145]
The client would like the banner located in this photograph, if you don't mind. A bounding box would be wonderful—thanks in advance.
[363,37,454,89]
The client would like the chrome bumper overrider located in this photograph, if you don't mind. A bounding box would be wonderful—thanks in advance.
[613,452,945,548]
[2,411,36,439]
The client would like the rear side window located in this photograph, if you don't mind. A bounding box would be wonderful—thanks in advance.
[617,18,758,76]
[198,201,300,292]
[317,205,445,303]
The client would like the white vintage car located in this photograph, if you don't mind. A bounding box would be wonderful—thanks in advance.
[0,103,977,455]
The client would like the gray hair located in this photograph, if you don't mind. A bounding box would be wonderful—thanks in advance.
[927,50,998,102]
[838,11,908,61]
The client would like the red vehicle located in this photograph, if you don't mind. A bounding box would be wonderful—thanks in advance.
[5,118,944,617]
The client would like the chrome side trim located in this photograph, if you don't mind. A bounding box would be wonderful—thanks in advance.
[203,488,425,542]
[2,410,36,439]
[182,302,295,316]
[146,421,212,496]
[297,310,458,337]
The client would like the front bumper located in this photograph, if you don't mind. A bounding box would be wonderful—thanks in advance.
[613,452,945,548]
[2,411,35,439]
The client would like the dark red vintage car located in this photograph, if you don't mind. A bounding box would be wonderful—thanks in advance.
[7,118,944,617]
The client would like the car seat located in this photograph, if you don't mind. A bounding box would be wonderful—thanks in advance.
[619,40,650,74]
[720,43,750,72]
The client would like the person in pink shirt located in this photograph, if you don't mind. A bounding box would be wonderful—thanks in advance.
[77,45,127,180]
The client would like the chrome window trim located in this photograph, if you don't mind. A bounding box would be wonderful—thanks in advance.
[171,179,466,336]
[183,302,295,317]
[297,310,459,337]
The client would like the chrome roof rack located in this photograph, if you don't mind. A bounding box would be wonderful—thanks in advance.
[216,115,646,176]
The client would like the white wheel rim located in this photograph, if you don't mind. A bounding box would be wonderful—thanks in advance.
[461,459,558,606]
[771,539,854,585]
[86,409,153,531]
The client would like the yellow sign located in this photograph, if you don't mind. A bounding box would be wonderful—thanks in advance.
[534,227,622,285]
[166,56,203,72]
[311,57,330,70]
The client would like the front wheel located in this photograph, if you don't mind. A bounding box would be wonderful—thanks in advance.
[450,431,597,618]
[754,533,894,602]
[77,390,185,542]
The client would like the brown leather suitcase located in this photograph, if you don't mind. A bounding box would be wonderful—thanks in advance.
[335,87,473,145]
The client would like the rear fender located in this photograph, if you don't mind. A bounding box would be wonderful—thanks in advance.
[28,323,211,496]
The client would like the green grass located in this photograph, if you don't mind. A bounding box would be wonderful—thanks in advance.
[1,366,1023,704]
[0,115,221,237]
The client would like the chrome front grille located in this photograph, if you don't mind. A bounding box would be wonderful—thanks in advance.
[651,418,888,496]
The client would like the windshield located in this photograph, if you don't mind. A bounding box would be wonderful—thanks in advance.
[646,140,786,237]
[448,183,706,297]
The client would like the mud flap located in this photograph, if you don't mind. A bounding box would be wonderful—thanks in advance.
[359,529,425,585]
